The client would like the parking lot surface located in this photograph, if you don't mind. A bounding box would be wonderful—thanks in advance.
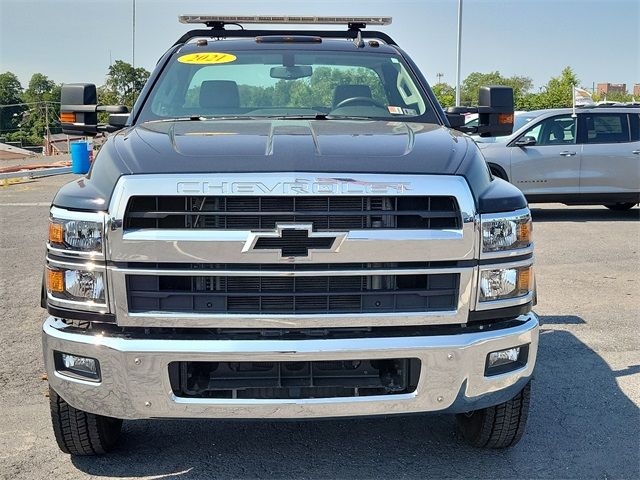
[1,174,638,480]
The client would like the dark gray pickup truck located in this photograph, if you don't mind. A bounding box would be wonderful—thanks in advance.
[42,16,537,455]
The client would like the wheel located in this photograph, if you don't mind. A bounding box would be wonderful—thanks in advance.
[456,381,530,449]
[49,387,122,455]
[604,202,636,211]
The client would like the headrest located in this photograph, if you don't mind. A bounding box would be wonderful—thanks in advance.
[551,123,565,141]
[332,84,372,107]
[199,80,240,109]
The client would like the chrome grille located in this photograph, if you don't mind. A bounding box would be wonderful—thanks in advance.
[123,195,461,230]
[107,173,479,328]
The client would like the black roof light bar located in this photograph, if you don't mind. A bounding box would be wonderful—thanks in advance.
[178,15,392,27]
[173,15,397,47]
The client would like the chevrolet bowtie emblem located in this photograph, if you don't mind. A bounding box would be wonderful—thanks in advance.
[242,224,347,258]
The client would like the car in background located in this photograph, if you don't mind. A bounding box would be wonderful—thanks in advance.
[479,107,640,210]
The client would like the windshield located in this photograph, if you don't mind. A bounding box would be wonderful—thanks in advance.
[137,47,439,123]
[513,114,538,131]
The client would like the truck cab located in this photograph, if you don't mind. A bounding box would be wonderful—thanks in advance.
[43,16,538,455]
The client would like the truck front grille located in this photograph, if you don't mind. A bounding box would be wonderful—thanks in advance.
[126,272,459,314]
[169,358,420,399]
[124,195,461,231]
[109,174,477,328]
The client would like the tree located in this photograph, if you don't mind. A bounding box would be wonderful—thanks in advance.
[460,71,533,108]
[432,83,455,108]
[538,66,579,109]
[101,60,150,108]
[461,71,506,106]
[19,73,61,144]
[24,73,56,99]
[0,72,24,135]
[592,90,633,103]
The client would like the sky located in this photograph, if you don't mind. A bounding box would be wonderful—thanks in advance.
[0,0,638,93]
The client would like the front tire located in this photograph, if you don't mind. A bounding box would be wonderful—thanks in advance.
[49,387,122,455]
[604,202,636,211]
[456,381,530,448]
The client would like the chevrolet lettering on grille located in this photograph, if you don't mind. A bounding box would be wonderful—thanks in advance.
[242,224,347,258]
[176,178,412,195]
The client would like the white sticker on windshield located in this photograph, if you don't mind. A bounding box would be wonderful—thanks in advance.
[387,106,403,115]
[403,108,417,116]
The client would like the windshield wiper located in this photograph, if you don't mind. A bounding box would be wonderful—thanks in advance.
[261,114,374,121]
[146,115,262,124]
[146,114,378,124]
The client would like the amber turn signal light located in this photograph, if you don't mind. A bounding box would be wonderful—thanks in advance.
[47,268,64,293]
[498,113,514,124]
[60,112,76,123]
[517,221,531,243]
[49,222,64,244]
[517,266,533,292]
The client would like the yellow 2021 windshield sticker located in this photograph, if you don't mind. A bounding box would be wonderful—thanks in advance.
[178,53,237,64]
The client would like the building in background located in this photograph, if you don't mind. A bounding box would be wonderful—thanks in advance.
[597,83,627,96]
[634,84,640,97]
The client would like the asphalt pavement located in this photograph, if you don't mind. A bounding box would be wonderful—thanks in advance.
[0,174,638,479]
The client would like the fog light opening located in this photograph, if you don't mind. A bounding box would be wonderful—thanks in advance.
[485,344,529,376]
[54,351,101,381]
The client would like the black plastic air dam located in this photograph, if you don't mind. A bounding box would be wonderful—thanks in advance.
[126,273,459,314]
[169,358,420,399]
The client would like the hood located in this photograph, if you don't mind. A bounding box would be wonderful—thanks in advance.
[111,119,470,175]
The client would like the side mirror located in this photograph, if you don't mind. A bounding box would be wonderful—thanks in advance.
[476,86,514,137]
[446,86,514,137]
[108,113,130,129]
[60,84,98,135]
[60,83,129,136]
[445,113,465,128]
[514,135,537,147]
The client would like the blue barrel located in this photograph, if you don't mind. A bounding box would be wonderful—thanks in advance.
[70,141,90,174]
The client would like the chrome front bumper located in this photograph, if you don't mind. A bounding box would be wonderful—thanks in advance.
[43,313,538,420]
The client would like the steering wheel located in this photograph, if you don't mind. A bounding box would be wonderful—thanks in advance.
[334,96,386,109]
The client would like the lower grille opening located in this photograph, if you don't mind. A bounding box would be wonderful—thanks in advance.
[127,273,459,314]
[169,359,420,399]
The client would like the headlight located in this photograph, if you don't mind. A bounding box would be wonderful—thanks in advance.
[49,219,103,253]
[47,267,105,302]
[479,265,532,302]
[482,210,532,253]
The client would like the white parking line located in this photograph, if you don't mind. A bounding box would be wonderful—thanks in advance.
[0,202,50,207]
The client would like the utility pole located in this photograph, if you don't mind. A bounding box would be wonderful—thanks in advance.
[455,0,463,106]
[44,102,51,155]
[436,73,444,84]
[132,0,136,68]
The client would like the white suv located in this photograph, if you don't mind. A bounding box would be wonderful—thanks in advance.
[479,107,640,210]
